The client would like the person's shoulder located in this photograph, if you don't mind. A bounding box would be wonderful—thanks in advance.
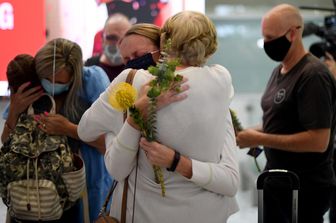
[303,54,332,78]
[84,55,101,66]
[205,64,232,81]
[110,68,151,85]
[304,54,329,72]
[106,68,151,94]
[205,64,232,76]
[202,64,234,98]
[297,54,336,90]
[133,68,152,81]
[207,64,230,72]
[81,66,110,97]
[83,65,109,81]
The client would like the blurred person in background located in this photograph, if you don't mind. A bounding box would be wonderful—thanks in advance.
[85,13,131,82]
[309,41,336,78]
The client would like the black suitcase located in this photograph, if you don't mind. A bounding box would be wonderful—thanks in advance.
[257,169,300,223]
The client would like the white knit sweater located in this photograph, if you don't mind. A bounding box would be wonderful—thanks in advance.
[78,65,240,223]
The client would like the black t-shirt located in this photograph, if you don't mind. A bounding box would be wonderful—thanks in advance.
[85,55,125,82]
[261,53,336,188]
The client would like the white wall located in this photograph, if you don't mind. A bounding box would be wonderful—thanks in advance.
[45,0,108,60]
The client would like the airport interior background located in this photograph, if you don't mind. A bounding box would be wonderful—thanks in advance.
[0,0,334,222]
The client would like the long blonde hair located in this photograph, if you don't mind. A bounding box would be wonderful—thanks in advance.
[35,38,83,122]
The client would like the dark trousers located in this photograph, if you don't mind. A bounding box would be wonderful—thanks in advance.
[263,178,332,223]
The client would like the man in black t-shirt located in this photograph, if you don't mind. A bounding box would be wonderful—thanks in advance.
[85,13,131,82]
[237,4,336,223]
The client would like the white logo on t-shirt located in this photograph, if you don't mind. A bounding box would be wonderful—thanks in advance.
[274,89,286,104]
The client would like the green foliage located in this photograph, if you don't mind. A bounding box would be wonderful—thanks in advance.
[229,109,261,172]
[129,40,183,197]
[230,109,243,133]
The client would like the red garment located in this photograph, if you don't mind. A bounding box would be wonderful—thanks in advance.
[92,29,104,56]
[95,0,112,5]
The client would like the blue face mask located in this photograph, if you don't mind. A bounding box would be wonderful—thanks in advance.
[125,52,157,70]
[41,79,71,95]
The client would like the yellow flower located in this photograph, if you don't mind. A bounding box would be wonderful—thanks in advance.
[108,82,137,111]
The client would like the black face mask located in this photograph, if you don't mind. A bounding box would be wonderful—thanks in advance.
[125,53,156,70]
[263,33,292,62]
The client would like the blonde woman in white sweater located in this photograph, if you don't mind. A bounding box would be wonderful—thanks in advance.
[78,11,239,223]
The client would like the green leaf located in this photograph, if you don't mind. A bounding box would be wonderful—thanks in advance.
[147,87,161,98]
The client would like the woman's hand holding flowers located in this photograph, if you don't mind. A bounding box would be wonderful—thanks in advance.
[140,138,193,179]
[109,42,188,196]
[139,137,175,168]
[127,78,189,130]
[135,78,189,116]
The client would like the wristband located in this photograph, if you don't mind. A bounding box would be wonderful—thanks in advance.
[167,150,181,172]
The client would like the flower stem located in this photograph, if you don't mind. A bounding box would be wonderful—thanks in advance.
[153,165,165,197]
[129,105,166,196]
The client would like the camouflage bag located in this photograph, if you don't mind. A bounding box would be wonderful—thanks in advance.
[0,94,86,221]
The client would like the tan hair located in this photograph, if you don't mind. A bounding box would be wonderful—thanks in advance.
[161,11,217,66]
[35,38,83,121]
[121,23,161,48]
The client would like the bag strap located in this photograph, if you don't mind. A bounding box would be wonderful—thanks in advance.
[123,69,137,121]
[98,69,137,221]
[27,93,56,115]
[82,181,91,223]
[120,69,136,223]
[98,180,118,216]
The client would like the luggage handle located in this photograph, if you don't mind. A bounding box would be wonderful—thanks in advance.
[257,169,300,223]
[257,169,300,190]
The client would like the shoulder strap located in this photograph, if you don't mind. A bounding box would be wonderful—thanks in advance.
[27,93,56,115]
[125,69,137,85]
[121,69,136,223]
[98,180,118,217]
[98,69,136,221]
[123,69,137,121]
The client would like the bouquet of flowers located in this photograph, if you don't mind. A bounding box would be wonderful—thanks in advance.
[230,109,262,172]
[108,40,183,196]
